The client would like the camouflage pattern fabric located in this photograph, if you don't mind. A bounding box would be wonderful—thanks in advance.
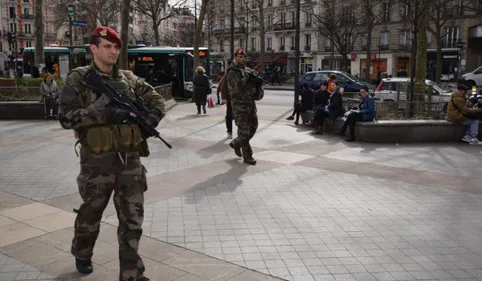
[59,63,165,281]
[226,63,259,159]
[231,114,258,158]
[73,148,147,281]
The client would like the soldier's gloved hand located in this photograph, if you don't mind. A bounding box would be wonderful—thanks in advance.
[104,108,132,124]
[147,113,160,128]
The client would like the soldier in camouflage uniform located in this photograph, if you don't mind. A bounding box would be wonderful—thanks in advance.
[58,26,165,281]
[226,48,264,165]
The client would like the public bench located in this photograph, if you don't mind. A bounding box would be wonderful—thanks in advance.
[300,109,478,143]
[351,120,482,143]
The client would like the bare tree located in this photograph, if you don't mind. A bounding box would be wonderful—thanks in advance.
[255,0,266,73]
[427,0,455,83]
[194,0,210,68]
[34,0,44,65]
[119,0,130,70]
[308,0,362,69]
[132,0,188,46]
[462,0,482,14]
[398,0,435,101]
[203,1,217,52]
[52,0,120,32]
[359,0,383,80]
[234,1,257,51]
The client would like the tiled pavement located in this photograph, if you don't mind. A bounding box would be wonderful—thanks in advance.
[1,98,482,281]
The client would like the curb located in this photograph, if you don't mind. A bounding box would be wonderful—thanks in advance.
[211,85,294,91]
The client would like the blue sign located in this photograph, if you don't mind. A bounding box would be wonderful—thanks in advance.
[72,20,87,27]
[136,40,145,45]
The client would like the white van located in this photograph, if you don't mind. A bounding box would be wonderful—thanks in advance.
[461,65,482,88]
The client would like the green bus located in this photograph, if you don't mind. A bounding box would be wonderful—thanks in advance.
[128,47,210,98]
[22,46,88,79]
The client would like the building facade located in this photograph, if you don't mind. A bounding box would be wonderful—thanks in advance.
[205,0,482,80]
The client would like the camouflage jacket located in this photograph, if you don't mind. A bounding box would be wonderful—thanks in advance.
[59,63,166,133]
[226,63,257,113]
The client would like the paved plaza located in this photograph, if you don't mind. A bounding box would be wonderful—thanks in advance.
[1,90,482,281]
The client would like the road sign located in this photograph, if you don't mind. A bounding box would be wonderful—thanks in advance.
[136,40,145,45]
[67,4,74,18]
[72,20,87,27]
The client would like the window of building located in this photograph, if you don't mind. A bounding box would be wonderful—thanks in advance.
[279,37,285,49]
[382,3,390,22]
[444,26,460,48]
[251,37,256,51]
[399,30,412,47]
[268,14,273,27]
[380,30,389,46]
[25,24,32,34]
[10,23,17,33]
[267,37,272,50]
[9,7,15,18]
[400,4,409,20]
[26,41,32,47]
[305,34,311,48]
[267,0,272,7]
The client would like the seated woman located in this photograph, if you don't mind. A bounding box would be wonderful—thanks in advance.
[446,85,482,145]
[40,74,60,119]
[312,81,344,134]
[311,81,330,134]
[336,85,375,142]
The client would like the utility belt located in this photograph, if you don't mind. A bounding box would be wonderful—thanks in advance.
[76,124,150,156]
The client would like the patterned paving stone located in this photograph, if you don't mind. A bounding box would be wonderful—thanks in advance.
[105,165,482,281]
[0,253,58,281]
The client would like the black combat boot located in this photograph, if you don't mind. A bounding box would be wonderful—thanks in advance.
[244,157,257,165]
[75,258,93,274]
[138,277,150,281]
[229,142,242,157]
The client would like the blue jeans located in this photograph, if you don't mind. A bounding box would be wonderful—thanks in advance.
[463,119,479,138]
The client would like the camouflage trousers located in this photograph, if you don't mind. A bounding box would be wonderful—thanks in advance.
[232,112,258,159]
[72,147,147,281]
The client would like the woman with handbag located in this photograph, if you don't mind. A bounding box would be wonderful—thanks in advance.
[193,66,211,114]
[446,85,482,145]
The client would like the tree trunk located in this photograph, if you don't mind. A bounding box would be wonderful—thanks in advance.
[365,29,372,81]
[414,6,429,116]
[153,16,161,46]
[194,0,209,69]
[415,9,428,96]
[34,0,44,66]
[435,29,443,83]
[230,0,235,62]
[119,0,130,70]
[258,4,265,73]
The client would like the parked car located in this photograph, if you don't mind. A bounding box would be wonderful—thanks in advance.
[461,65,482,88]
[299,70,375,93]
[375,77,452,111]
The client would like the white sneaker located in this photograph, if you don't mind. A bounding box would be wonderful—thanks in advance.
[469,138,482,145]
[226,133,233,139]
[462,135,471,143]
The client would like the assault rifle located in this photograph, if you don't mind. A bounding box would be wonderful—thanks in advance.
[79,69,172,149]
[244,69,270,86]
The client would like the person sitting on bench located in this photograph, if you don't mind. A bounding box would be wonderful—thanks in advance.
[336,85,375,142]
[40,74,60,119]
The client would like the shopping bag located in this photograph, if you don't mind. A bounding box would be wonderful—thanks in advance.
[208,95,214,108]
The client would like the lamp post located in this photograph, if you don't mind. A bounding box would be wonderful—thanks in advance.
[67,4,74,69]
[294,0,300,105]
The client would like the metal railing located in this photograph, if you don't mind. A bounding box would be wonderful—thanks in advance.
[343,97,448,120]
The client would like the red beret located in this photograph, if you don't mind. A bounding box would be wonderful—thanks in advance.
[92,26,122,48]
[235,48,246,57]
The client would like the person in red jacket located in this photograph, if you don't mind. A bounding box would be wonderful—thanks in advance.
[215,68,225,104]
